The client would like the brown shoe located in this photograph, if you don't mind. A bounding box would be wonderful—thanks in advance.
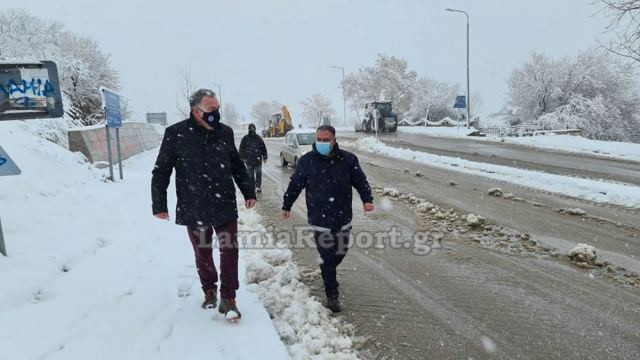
[201,289,217,309]
[218,298,242,320]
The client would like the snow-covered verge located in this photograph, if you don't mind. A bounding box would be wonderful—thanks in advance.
[396,125,640,163]
[0,122,291,359]
[496,134,640,163]
[397,126,478,138]
[349,137,640,208]
[239,210,359,360]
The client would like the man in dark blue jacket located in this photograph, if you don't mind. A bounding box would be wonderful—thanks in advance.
[281,125,374,312]
[239,123,268,193]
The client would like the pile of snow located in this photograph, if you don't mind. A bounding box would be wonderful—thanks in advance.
[466,214,485,228]
[497,134,640,163]
[382,187,401,197]
[568,244,597,264]
[353,137,640,208]
[558,207,587,216]
[0,122,292,359]
[397,126,478,138]
[487,188,504,197]
[239,211,358,360]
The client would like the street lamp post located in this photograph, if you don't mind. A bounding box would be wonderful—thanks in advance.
[212,83,222,105]
[446,8,471,129]
[332,65,347,127]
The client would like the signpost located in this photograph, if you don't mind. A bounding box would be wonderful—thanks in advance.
[1,60,63,257]
[454,95,467,130]
[100,87,123,181]
[0,145,21,256]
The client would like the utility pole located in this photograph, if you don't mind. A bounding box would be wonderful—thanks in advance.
[213,83,222,105]
[332,65,347,127]
[446,8,471,128]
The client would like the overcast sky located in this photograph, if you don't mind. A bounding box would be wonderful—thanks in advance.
[1,0,613,125]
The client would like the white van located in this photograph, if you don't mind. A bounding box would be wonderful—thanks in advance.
[280,129,316,167]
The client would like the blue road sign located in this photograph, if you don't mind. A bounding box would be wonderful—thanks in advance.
[454,95,467,109]
[101,87,122,128]
[0,145,21,176]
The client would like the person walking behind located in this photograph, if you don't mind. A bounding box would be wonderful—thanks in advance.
[239,123,268,193]
[281,125,375,312]
[151,89,256,321]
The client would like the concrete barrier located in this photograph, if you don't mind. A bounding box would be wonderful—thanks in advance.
[68,122,163,163]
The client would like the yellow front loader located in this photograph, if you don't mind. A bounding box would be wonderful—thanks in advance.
[265,106,294,137]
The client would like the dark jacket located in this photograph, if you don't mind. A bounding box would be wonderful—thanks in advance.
[239,131,268,166]
[151,115,256,226]
[282,143,373,231]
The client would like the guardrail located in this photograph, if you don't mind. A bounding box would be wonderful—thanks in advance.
[482,125,582,138]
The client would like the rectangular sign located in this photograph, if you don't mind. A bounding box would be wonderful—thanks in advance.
[100,87,123,128]
[0,60,64,121]
[0,145,21,176]
[146,112,167,126]
[454,95,467,109]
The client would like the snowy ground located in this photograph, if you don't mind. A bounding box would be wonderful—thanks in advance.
[0,121,357,360]
[397,125,640,162]
[497,134,640,162]
[348,137,640,208]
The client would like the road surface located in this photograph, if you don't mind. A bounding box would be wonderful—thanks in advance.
[339,131,640,186]
[250,136,640,360]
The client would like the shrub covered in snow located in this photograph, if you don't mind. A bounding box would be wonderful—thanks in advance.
[504,49,640,143]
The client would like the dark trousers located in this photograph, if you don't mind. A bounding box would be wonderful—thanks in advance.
[186,220,239,299]
[246,163,262,189]
[314,229,351,299]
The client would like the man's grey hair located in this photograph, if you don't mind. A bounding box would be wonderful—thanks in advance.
[189,89,217,108]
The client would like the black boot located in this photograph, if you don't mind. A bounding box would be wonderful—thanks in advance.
[325,296,341,313]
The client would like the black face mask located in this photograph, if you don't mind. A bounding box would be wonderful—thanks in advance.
[201,109,221,127]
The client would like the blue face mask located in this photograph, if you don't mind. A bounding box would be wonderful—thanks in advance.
[315,141,332,156]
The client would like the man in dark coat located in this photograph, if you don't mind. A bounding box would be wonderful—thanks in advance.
[151,89,256,320]
[239,123,268,193]
[281,125,374,312]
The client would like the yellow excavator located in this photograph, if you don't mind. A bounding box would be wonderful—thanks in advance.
[263,106,294,137]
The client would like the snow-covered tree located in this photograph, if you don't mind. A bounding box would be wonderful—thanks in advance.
[222,102,241,129]
[600,0,640,64]
[410,78,460,122]
[300,94,335,127]
[342,53,473,123]
[342,54,418,118]
[57,31,121,125]
[251,100,283,130]
[175,66,196,120]
[504,48,640,142]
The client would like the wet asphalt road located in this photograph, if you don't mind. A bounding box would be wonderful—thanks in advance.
[251,136,640,360]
